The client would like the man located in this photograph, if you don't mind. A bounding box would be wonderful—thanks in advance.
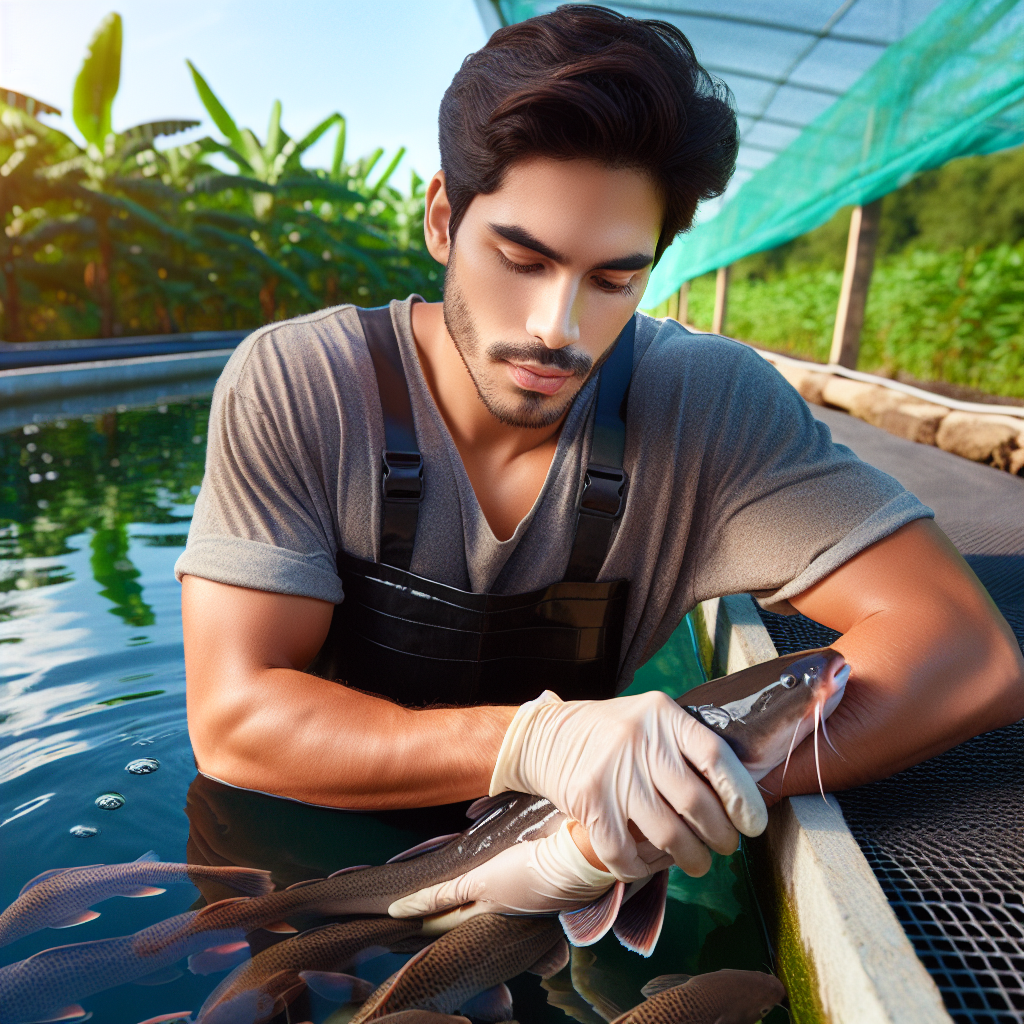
[177,7,1023,919]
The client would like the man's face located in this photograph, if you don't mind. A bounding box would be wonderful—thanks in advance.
[437,157,662,429]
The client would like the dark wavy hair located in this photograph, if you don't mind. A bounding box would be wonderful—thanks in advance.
[438,4,738,263]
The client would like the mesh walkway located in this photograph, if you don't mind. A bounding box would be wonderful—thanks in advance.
[758,406,1024,1023]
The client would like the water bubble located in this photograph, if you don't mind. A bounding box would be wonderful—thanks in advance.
[125,757,160,775]
[95,792,125,810]
[69,825,99,837]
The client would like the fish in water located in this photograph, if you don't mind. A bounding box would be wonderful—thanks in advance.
[194,917,424,1024]
[137,794,564,957]
[0,851,273,948]
[608,970,786,1023]
[0,910,255,1024]
[350,913,568,1022]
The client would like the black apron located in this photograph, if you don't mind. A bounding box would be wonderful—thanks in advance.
[307,304,634,708]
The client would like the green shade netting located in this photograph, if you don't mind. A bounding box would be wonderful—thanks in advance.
[641,0,1024,305]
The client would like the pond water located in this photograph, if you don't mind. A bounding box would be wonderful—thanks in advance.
[0,394,780,1024]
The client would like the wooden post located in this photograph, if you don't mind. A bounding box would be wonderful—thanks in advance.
[667,289,680,322]
[712,265,730,335]
[830,199,883,368]
[678,281,690,325]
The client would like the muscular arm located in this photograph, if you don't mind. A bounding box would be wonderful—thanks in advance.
[759,519,1024,803]
[182,575,516,809]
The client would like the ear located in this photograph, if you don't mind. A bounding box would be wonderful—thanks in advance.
[424,170,453,266]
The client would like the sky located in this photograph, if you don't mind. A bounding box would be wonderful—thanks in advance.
[0,0,489,186]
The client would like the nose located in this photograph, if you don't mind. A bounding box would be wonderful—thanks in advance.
[524,273,581,351]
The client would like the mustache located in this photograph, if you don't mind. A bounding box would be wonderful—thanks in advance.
[486,342,593,377]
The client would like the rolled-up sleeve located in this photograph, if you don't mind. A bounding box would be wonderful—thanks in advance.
[174,336,344,604]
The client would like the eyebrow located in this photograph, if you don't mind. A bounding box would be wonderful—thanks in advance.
[489,222,653,273]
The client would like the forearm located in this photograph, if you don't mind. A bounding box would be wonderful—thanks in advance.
[187,667,516,809]
[760,523,1024,803]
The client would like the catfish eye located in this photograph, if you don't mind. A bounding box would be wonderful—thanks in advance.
[780,673,797,688]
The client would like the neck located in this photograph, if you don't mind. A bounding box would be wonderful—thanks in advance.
[409,300,568,460]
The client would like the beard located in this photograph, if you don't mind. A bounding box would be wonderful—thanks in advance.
[442,252,599,430]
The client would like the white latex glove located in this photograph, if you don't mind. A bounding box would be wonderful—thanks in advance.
[490,690,768,881]
[388,820,624,922]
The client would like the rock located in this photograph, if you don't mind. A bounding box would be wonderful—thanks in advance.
[878,401,950,446]
[821,377,881,413]
[821,377,905,427]
[773,364,829,406]
[935,411,1021,465]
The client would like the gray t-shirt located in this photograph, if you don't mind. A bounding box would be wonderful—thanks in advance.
[175,296,931,688]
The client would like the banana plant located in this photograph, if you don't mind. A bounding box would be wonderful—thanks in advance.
[37,13,198,336]
[187,61,344,217]
[0,100,80,341]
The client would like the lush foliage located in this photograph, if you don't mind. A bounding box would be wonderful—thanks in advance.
[649,147,1024,398]
[678,243,1024,398]
[0,13,440,344]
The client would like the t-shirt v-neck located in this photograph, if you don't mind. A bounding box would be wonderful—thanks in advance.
[392,297,595,594]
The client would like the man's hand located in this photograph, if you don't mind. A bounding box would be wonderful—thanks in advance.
[489,690,767,882]
[388,820,628,921]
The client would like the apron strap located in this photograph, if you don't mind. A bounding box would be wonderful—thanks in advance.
[564,315,635,583]
[357,304,422,570]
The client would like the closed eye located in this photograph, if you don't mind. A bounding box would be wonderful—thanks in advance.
[497,250,542,274]
[593,274,636,296]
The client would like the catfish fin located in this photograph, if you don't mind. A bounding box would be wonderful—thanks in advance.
[194,865,275,897]
[612,869,668,957]
[559,881,625,946]
[134,851,160,863]
[134,966,184,985]
[31,1006,91,1022]
[640,974,693,998]
[528,937,570,978]
[263,921,299,934]
[51,910,101,928]
[285,877,327,890]
[19,867,94,896]
[123,886,167,898]
[466,794,514,820]
[134,1014,193,1024]
[194,895,249,918]
[328,864,371,877]
[187,939,250,975]
[298,970,375,1003]
[386,833,461,864]
[460,982,514,1021]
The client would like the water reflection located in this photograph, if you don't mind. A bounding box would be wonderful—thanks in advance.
[0,395,783,1023]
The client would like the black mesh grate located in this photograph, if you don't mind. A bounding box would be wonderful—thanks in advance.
[757,554,1024,1023]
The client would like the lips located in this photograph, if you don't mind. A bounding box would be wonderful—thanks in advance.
[507,362,573,396]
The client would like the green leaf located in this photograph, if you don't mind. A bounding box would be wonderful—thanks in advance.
[266,100,283,161]
[330,117,347,179]
[240,128,267,176]
[187,60,245,154]
[121,119,200,145]
[292,112,342,159]
[367,147,405,200]
[73,13,122,146]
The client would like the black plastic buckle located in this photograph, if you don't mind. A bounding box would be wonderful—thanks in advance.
[579,463,628,519]
[382,451,423,502]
